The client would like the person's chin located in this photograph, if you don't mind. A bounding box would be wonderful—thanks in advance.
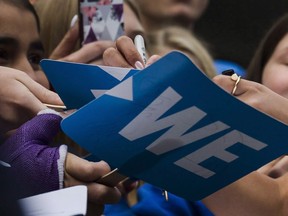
[170,7,197,21]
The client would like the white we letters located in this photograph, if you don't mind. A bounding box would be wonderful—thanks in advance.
[119,87,268,178]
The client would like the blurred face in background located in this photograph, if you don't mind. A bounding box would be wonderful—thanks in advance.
[136,0,209,24]
[124,2,144,39]
[29,0,38,4]
[262,33,288,99]
[0,2,49,89]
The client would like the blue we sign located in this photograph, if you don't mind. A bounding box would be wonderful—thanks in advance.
[61,51,288,201]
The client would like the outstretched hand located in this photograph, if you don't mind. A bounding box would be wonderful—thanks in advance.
[0,110,122,215]
[214,74,288,182]
[213,74,288,124]
[0,67,63,135]
[65,154,122,215]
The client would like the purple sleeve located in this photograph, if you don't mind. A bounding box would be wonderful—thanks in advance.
[0,110,67,197]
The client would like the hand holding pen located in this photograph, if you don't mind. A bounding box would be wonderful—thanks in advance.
[134,35,161,69]
[103,35,160,69]
[101,35,168,201]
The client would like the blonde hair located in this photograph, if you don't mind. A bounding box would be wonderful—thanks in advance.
[34,0,79,57]
[146,26,216,78]
[34,0,87,156]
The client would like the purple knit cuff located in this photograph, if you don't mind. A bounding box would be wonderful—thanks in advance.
[0,112,67,197]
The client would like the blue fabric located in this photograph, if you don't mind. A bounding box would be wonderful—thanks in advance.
[104,183,214,216]
[214,59,246,77]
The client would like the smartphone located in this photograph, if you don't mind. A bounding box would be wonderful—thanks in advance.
[78,0,124,45]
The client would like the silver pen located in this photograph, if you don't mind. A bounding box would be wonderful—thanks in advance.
[134,34,147,65]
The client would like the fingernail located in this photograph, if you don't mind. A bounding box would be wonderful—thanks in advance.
[146,55,160,67]
[135,61,144,70]
[70,14,78,28]
[0,160,11,168]
[221,69,235,76]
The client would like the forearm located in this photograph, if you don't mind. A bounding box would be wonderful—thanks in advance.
[0,111,67,197]
[203,171,288,216]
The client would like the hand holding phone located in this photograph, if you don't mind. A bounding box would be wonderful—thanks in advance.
[79,0,124,45]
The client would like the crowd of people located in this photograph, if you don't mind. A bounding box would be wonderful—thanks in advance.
[1,0,288,215]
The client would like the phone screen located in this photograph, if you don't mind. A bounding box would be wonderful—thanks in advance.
[79,0,124,44]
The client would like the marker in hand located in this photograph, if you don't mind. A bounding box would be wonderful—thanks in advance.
[134,35,147,69]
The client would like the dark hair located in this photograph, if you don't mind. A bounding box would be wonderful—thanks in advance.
[246,13,288,83]
[0,0,40,32]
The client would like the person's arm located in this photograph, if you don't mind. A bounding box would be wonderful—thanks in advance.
[203,171,288,216]
[0,109,121,215]
[203,75,288,215]
[215,74,288,181]
[0,66,63,135]
[0,109,66,195]
[213,75,288,124]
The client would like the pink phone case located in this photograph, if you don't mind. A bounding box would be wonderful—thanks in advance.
[79,0,124,44]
